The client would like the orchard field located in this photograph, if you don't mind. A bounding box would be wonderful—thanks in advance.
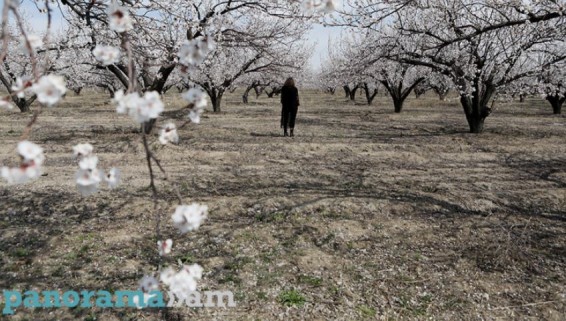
[1,90,565,320]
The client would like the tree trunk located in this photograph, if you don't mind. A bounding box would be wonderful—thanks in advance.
[210,90,224,112]
[519,94,526,103]
[466,114,486,134]
[242,85,253,104]
[14,96,36,113]
[266,87,281,98]
[393,97,404,113]
[382,78,424,113]
[460,94,491,134]
[17,100,31,112]
[363,83,378,105]
[148,64,176,94]
[546,95,564,115]
[349,86,359,101]
[254,85,264,98]
[343,85,351,98]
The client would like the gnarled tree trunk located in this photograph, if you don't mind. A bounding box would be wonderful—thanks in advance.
[266,86,281,98]
[343,85,351,98]
[362,83,378,105]
[242,84,254,104]
[546,95,564,115]
[349,85,359,101]
[209,88,225,112]
[14,96,36,112]
[459,85,494,134]
[382,78,425,113]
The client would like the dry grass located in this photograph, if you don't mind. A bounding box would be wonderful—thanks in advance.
[0,90,565,321]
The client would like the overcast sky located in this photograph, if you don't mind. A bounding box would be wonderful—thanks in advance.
[18,1,343,71]
[307,24,344,70]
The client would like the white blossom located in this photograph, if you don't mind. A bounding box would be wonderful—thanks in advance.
[188,109,204,124]
[107,3,133,33]
[72,143,94,158]
[92,45,121,65]
[1,165,42,184]
[182,88,207,108]
[302,0,340,12]
[31,75,67,106]
[171,203,208,234]
[160,265,203,301]
[18,141,45,164]
[184,263,203,280]
[75,168,102,196]
[79,156,98,170]
[178,37,215,66]
[139,275,159,293]
[1,141,44,184]
[141,91,164,120]
[105,168,120,189]
[159,123,179,145]
[113,90,164,124]
[157,239,173,256]
[159,267,176,285]
[11,77,30,98]
[182,88,207,123]
[113,90,134,114]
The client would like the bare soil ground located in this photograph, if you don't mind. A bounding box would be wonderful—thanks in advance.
[0,90,565,321]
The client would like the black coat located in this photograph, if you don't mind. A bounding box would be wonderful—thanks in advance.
[280,85,299,108]
[280,85,299,128]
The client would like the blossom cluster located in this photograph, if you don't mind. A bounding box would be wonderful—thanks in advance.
[160,263,204,302]
[8,75,67,108]
[172,204,208,234]
[92,45,121,66]
[107,2,134,33]
[178,36,217,67]
[181,88,208,124]
[302,0,340,12]
[136,204,207,303]
[159,123,179,145]
[73,143,120,196]
[1,141,45,184]
[113,90,164,124]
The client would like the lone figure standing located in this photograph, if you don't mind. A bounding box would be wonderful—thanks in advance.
[280,77,300,137]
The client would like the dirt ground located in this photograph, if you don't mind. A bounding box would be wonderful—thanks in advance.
[0,90,565,321]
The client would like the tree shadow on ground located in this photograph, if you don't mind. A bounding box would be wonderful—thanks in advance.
[0,188,137,288]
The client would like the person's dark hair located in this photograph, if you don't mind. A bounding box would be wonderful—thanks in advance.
[283,77,295,87]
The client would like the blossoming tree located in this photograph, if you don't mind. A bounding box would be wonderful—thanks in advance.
[331,0,566,132]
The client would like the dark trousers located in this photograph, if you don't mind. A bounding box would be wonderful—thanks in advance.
[281,105,298,130]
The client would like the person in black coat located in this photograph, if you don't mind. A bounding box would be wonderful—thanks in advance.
[280,77,300,137]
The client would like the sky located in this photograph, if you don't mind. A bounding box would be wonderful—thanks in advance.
[15,1,344,71]
[307,24,345,70]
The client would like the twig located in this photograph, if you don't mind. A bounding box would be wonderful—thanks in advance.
[142,131,162,267]
[489,299,565,311]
